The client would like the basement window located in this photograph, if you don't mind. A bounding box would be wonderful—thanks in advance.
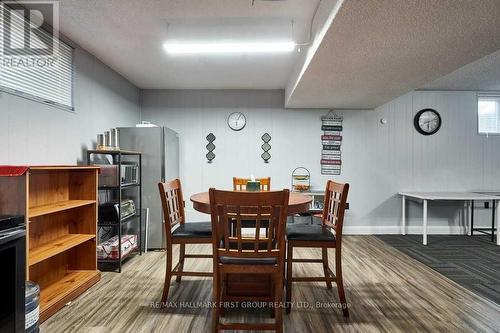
[478,93,500,134]
[0,4,74,110]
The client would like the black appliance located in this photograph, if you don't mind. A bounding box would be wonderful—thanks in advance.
[0,215,26,333]
[98,200,136,223]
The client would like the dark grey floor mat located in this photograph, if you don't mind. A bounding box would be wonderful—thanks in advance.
[377,234,500,305]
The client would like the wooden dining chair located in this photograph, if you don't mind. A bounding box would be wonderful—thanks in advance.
[285,180,350,317]
[233,177,271,191]
[209,188,289,333]
[232,177,272,235]
[158,179,213,303]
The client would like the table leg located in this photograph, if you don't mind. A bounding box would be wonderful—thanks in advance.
[467,201,472,236]
[423,199,428,246]
[402,195,406,236]
[492,200,496,243]
[471,200,474,236]
[497,200,500,246]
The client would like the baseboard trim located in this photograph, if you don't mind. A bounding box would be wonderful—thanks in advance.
[343,225,473,235]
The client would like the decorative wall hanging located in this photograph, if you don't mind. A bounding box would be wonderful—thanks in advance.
[321,111,343,175]
[261,133,271,163]
[206,133,216,163]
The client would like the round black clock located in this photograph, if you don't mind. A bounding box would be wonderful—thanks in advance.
[414,109,441,135]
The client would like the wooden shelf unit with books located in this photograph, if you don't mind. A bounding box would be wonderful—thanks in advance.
[0,166,101,323]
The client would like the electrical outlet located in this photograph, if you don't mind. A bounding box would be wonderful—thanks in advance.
[346,202,349,210]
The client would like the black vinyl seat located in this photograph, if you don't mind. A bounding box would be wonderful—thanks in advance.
[229,219,270,238]
[220,240,277,250]
[286,224,336,242]
[172,222,212,238]
[240,219,270,228]
[219,256,277,265]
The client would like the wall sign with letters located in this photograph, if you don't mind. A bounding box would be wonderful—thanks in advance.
[321,112,343,175]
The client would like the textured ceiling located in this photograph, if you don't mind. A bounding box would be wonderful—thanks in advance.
[421,49,500,91]
[285,0,500,109]
[24,0,500,107]
[53,0,321,89]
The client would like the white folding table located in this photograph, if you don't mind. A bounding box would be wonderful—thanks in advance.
[399,192,500,246]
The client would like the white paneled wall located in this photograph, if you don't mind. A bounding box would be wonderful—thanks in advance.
[140,90,330,220]
[141,89,500,233]
[0,48,140,164]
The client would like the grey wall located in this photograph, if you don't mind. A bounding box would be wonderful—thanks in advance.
[141,89,500,233]
[344,90,500,233]
[0,47,140,164]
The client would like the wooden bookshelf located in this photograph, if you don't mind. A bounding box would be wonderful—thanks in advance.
[29,234,96,265]
[39,270,100,315]
[0,166,101,323]
[29,200,96,218]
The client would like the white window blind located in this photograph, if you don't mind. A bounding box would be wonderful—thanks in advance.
[478,93,500,134]
[0,7,74,109]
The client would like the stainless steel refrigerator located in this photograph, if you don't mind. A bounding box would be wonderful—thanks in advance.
[118,127,179,249]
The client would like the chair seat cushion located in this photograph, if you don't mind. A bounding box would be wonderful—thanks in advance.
[286,224,336,242]
[219,256,277,265]
[220,240,277,251]
[240,219,269,228]
[172,222,212,238]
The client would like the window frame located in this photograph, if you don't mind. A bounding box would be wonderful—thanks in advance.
[477,92,500,136]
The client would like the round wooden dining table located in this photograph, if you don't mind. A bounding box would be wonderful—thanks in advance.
[190,191,312,215]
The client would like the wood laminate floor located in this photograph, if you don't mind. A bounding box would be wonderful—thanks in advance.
[41,236,500,333]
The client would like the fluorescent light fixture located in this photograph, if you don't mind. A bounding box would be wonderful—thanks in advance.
[163,41,296,54]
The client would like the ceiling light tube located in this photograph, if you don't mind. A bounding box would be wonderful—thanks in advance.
[163,41,296,54]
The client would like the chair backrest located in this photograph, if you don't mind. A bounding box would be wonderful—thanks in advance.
[233,177,271,191]
[158,179,185,239]
[209,189,289,263]
[321,180,349,241]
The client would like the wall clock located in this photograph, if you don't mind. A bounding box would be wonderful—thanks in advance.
[414,109,441,135]
[227,112,246,131]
